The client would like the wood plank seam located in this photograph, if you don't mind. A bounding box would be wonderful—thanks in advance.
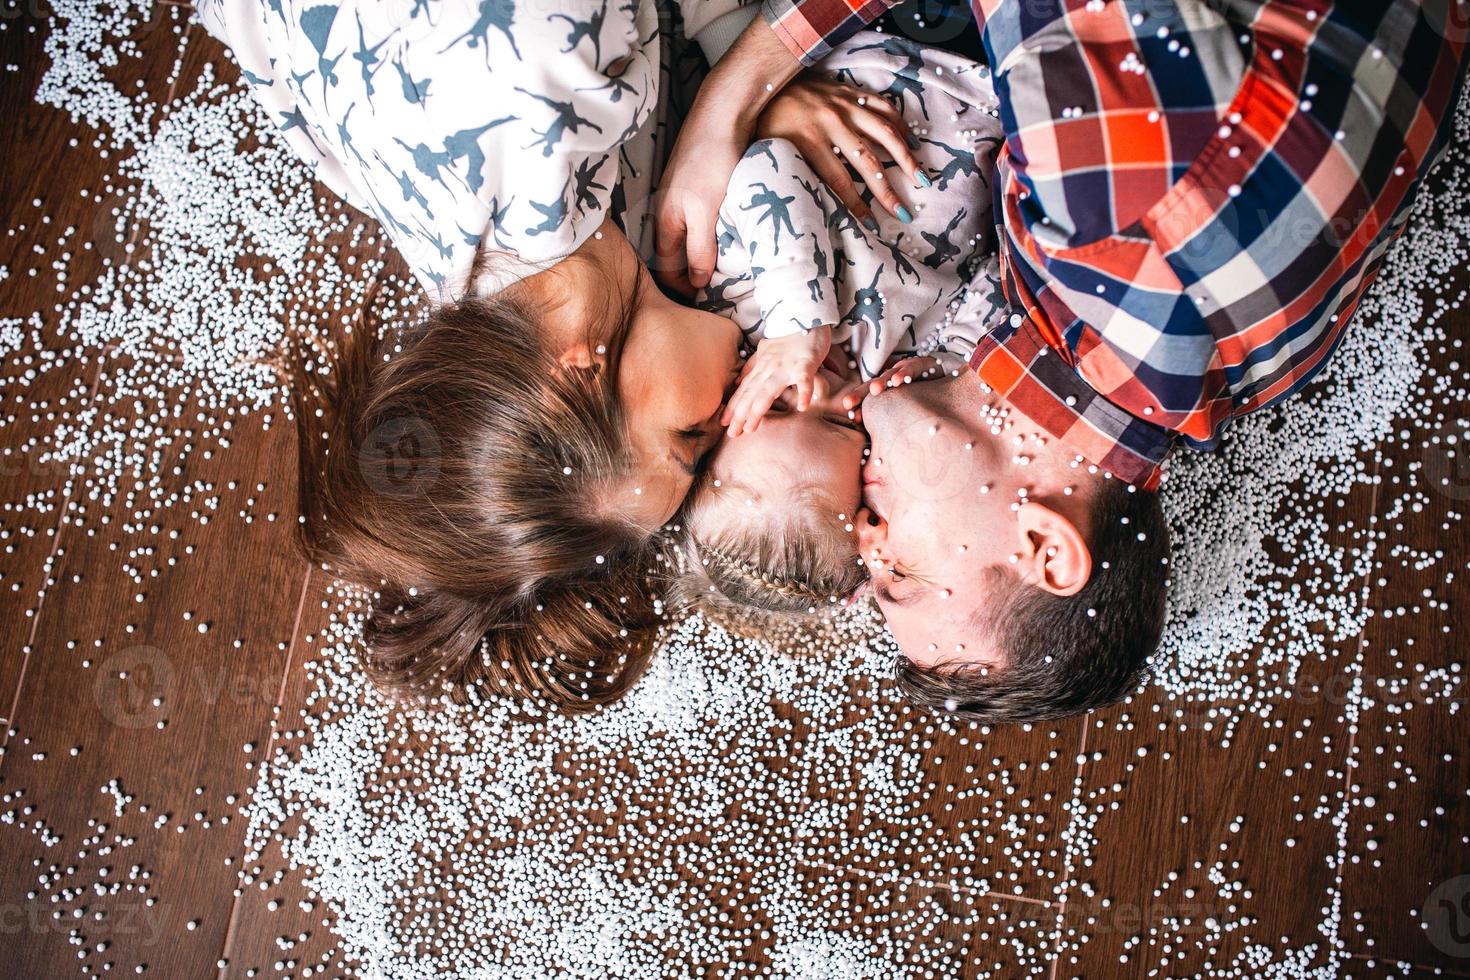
[1,15,198,753]
[213,558,316,977]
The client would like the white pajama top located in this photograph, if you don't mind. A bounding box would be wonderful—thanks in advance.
[199,0,756,299]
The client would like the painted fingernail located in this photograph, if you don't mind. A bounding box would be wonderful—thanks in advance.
[896,206,913,224]
[862,216,879,232]
[916,171,932,189]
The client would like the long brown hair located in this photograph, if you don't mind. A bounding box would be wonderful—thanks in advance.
[290,281,665,712]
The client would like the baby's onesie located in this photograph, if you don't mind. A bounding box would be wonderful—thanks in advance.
[701,32,1009,380]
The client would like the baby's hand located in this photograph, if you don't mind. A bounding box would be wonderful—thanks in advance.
[722,325,833,436]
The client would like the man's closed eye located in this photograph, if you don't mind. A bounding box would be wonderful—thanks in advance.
[875,575,919,608]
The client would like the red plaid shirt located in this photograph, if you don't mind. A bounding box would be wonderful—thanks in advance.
[764,0,1468,488]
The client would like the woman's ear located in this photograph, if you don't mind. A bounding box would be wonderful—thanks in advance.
[557,342,607,374]
[1013,501,1092,597]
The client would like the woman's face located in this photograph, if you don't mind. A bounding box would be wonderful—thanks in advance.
[532,222,742,530]
[615,265,743,529]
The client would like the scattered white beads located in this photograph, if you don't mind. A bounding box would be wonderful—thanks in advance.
[5,7,1468,977]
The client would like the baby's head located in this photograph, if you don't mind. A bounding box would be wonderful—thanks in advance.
[672,375,870,635]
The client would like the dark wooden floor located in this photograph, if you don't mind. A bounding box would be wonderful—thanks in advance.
[1,6,1467,980]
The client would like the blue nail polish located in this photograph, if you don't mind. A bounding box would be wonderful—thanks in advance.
[862,216,880,232]
[916,171,932,189]
[896,206,913,224]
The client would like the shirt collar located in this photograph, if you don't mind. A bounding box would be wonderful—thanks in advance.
[969,312,1173,490]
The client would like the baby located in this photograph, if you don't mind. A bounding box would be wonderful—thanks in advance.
[672,33,1009,635]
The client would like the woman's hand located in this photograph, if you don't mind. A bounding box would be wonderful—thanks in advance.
[654,128,751,297]
[755,75,926,229]
[722,326,834,436]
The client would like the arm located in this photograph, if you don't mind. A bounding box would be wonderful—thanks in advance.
[653,17,804,295]
[721,142,841,338]
[654,8,913,296]
[981,0,1247,446]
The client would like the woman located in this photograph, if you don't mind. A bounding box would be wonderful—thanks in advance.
[202,0,924,709]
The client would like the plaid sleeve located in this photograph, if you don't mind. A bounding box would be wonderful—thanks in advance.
[984,0,1468,457]
[761,0,899,66]
[982,0,1248,250]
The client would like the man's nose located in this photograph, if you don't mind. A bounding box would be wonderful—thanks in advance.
[855,507,888,566]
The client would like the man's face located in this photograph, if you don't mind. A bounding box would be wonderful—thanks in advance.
[857,375,1091,670]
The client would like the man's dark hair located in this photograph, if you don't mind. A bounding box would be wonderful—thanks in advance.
[894,479,1169,724]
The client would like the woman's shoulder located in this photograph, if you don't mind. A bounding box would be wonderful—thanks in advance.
[213,0,666,296]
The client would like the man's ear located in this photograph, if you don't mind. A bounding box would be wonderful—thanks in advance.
[1013,501,1092,596]
[557,342,606,374]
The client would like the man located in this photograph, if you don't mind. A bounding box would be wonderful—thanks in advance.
[655,0,1468,722]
